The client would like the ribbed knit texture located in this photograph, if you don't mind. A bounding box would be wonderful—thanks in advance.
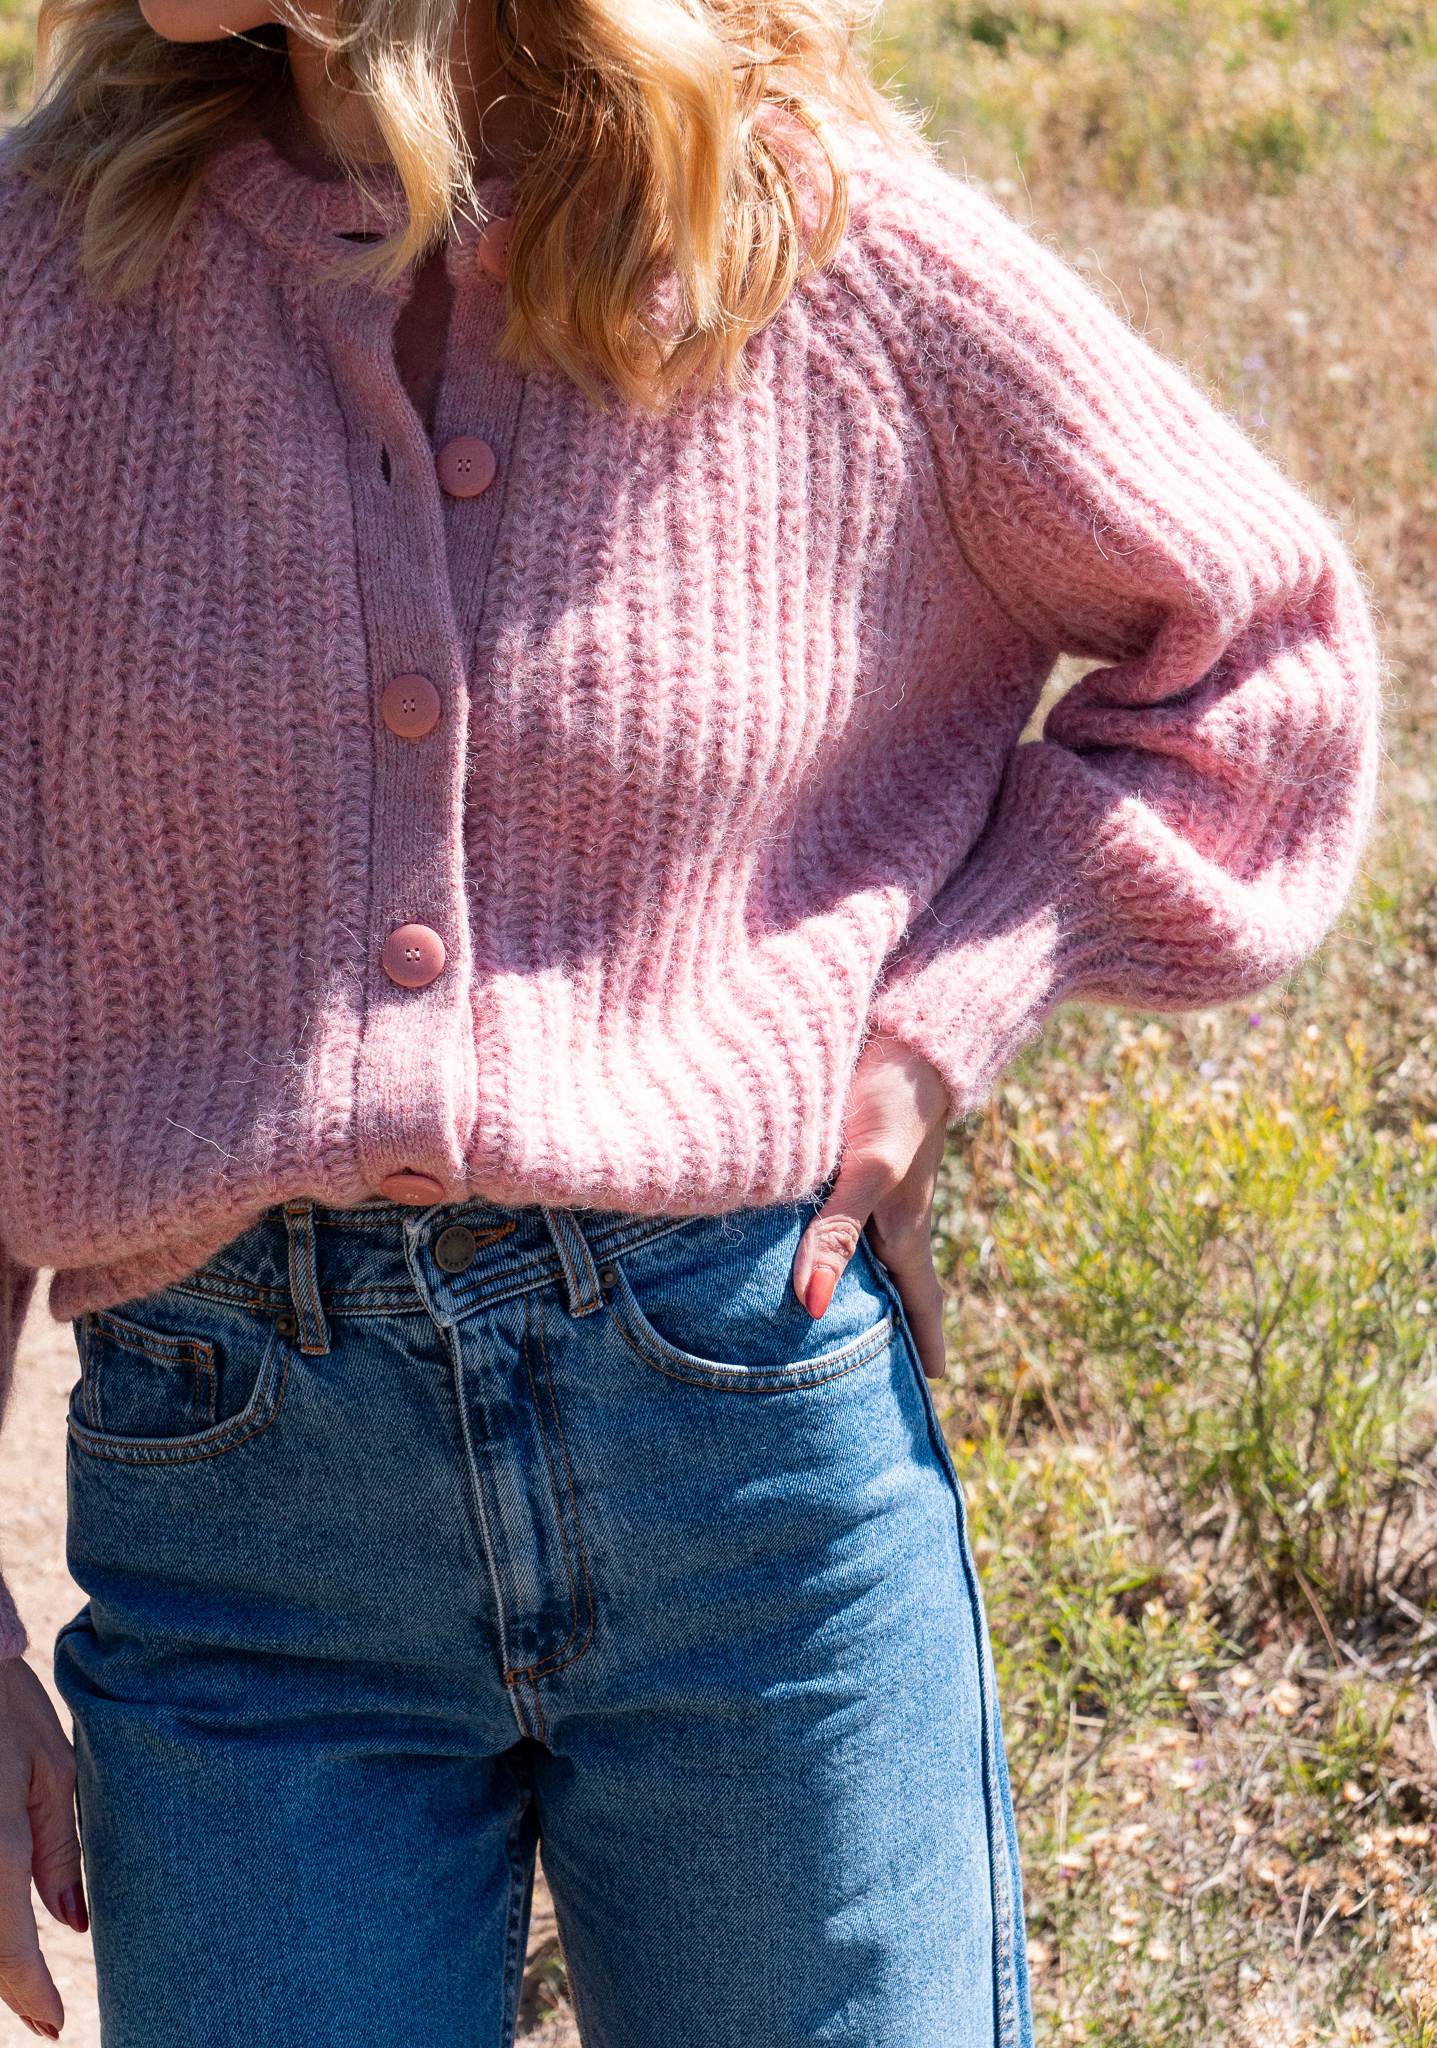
[0,128,1379,1651]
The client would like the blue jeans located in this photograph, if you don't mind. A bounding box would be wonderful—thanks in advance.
[55,1198,1031,2047]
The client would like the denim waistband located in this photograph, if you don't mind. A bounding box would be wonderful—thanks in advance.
[165,1199,692,1357]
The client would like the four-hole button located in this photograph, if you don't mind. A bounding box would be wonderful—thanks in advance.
[383,924,446,990]
[437,436,496,499]
[381,673,441,740]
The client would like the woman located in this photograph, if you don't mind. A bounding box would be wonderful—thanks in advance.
[0,0,1377,2030]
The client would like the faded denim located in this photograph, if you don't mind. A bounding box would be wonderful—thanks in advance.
[56,1196,1032,2047]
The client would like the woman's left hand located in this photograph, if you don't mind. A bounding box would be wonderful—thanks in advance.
[791,1036,951,1379]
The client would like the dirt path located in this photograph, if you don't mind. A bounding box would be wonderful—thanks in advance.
[0,1287,577,2046]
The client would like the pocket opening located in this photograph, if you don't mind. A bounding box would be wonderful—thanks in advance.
[604,1265,893,1392]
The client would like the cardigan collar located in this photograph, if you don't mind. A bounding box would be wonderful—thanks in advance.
[203,133,514,286]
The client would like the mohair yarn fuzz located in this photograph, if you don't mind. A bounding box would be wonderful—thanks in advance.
[0,129,1378,1650]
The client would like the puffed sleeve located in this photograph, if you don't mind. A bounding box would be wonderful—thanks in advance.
[856,157,1380,1109]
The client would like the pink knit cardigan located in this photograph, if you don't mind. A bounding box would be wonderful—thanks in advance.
[0,125,1378,1651]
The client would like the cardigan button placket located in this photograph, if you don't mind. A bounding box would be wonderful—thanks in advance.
[312,280,480,1204]
[314,205,526,1205]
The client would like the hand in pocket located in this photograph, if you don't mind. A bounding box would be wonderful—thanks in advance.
[791,1036,949,1380]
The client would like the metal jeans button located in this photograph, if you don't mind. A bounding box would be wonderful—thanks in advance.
[434,1225,479,1274]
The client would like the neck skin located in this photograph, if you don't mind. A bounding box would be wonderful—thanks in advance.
[271,9,539,433]
[277,7,536,182]
[136,0,537,427]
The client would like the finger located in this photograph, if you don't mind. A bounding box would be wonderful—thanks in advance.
[0,1827,63,2038]
[869,1215,947,1378]
[792,1151,900,1320]
[27,1745,84,1938]
[868,1127,948,1379]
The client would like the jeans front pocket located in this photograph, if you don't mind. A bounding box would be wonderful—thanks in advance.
[603,1205,894,1391]
[70,1306,290,1464]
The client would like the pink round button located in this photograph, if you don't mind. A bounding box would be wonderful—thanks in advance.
[436,437,496,499]
[477,217,514,280]
[381,673,441,740]
[382,924,447,989]
[380,1171,446,1205]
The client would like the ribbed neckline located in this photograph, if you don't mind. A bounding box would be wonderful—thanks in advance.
[203,133,515,283]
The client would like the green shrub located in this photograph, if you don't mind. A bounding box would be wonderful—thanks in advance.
[957,1028,1437,1622]
[960,1430,1222,1816]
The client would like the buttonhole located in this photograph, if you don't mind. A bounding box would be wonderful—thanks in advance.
[336,230,385,243]
[275,1310,299,1339]
[380,445,392,485]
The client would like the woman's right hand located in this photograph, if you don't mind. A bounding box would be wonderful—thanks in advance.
[0,1660,87,2040]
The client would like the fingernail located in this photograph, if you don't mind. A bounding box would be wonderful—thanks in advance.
[59,1882,88,1933]
[922,1360,945,1381]
[804,1266,839,1320]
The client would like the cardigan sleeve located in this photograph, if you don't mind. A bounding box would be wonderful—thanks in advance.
[859,163,1381,1111]
[0,1243,38,1658]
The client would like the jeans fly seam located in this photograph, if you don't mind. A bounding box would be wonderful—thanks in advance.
[507,1291,595,1686]
[503,1671,536,1740]
[442,1314,528,1739]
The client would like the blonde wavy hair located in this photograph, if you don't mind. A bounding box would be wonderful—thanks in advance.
[13,0,909,400]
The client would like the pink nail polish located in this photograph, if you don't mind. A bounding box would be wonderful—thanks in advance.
[805,1266,839,1320]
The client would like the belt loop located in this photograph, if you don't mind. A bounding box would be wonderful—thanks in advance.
[542,1208,604,1318]
[283,1201,331,1355]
